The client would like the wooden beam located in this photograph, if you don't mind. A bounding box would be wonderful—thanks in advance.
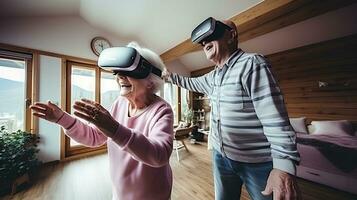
[160,0,356,63]
[238,0,355,42]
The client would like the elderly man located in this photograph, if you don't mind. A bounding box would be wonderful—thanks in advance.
[163,17,300,200]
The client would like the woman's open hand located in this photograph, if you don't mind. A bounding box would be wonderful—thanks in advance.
[73,98,119,138]
[30,101,64,123]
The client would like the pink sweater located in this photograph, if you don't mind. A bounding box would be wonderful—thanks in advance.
[57,96,174,200]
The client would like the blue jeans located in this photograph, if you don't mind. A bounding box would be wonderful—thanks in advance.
[213,149,273,200]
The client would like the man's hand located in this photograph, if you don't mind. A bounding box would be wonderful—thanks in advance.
[161,69,171,82]
[262,168,300,200]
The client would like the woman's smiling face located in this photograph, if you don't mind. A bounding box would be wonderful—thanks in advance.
[116,74,150,100]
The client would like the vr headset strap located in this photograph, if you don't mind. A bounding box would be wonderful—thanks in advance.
[141,57,162,78]
[151,65,162,77]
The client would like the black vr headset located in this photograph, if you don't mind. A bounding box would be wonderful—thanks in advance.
[98,47,162,79]
[191,17,232,45]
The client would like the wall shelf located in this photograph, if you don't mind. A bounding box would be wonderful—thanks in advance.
[192,92,211,130]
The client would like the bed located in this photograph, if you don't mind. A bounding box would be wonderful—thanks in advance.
[289,118,357,194]
[296,133,357,194]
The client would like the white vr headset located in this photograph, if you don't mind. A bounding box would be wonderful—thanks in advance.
[98,47,162,79]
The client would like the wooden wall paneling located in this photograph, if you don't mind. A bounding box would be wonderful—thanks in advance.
[272,56,357,72]
[286,102,357,109]
[283,96,357,106]
[280,82,357,94]
[273,59,357,77]
[267,34,357,125]
[268,34,357,63]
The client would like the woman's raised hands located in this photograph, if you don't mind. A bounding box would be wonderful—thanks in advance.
[72,98,119,137]
[30,101,64,123]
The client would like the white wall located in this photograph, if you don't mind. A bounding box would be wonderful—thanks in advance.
[0,16,124,60]
[38,55,62,162]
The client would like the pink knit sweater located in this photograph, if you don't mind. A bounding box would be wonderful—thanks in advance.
[57,96,174,200]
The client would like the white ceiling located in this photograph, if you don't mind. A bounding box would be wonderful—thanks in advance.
[0,0,80,17]
[1,0,357,72]
[0,0,261,53]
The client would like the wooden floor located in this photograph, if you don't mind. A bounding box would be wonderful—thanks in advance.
[1,140,356,200]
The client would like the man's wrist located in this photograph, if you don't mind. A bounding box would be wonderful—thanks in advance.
[272,158,296,176]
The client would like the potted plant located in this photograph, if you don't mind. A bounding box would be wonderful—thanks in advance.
[0,126,40,195]
[182,108,194,126]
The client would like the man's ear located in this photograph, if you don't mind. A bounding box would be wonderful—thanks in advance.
[230,29,237,40]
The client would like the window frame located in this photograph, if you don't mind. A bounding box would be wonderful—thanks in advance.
[64,61,106,157]
[0,52,34,133]
[163,82,182,124]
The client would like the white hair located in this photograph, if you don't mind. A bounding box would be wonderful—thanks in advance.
[126,42,165,94]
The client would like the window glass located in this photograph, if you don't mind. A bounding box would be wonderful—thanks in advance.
[0,58,26,132]
[180,87,189,121]
[163,83,178,123]
[101,72,119,110]
[70,67,95,146]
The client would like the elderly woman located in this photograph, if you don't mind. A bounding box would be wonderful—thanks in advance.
[30,42,174,200]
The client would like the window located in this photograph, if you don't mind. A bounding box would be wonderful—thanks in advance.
[163,82,179,124]
[101,72,119,110]
[65,62,119,156]
[180,87,190,119]
[0,52,33,133]
[69,66,96,147]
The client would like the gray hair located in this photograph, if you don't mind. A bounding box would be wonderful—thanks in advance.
[126,42,166,94]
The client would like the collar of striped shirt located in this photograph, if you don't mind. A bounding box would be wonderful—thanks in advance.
[226,49,243,66]
[216,49,244,69]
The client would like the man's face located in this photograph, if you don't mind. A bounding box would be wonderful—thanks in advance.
[202,30,231,63]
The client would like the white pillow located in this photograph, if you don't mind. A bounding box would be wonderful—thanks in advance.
[307,124,315,134]
[289,117,308,134]
[310,120,353,136]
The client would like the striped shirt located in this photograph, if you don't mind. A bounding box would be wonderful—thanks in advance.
[169,49,300,175]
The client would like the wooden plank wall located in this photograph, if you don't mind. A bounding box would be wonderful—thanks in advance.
[267,34,357,125]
